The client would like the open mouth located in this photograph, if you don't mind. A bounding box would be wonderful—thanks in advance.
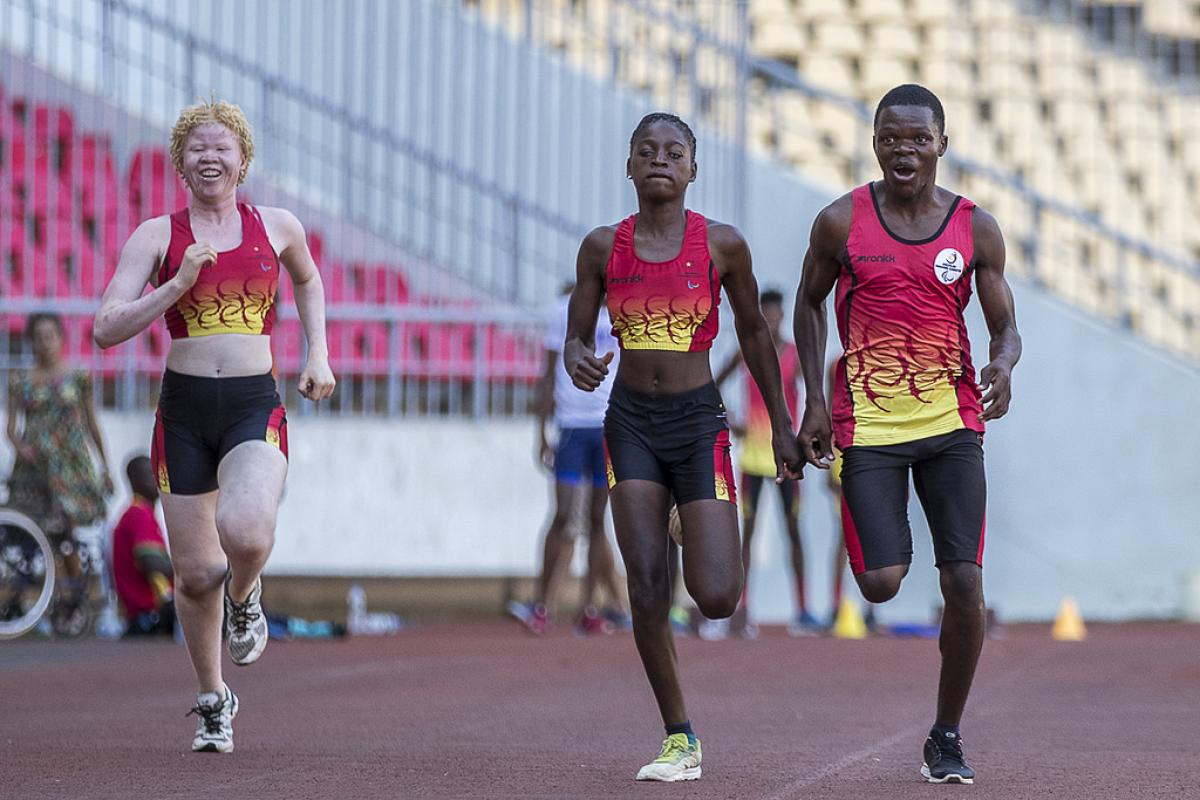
[892,164,917,180]
[199,168,222,180]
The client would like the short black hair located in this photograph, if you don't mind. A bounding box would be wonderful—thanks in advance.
[629,112,697,164]
[760,289,784,307]
[874,84,945,135]
[25,311,63,340]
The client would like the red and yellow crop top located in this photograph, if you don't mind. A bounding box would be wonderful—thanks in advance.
[604,210,720,352]
[157,203,279,339]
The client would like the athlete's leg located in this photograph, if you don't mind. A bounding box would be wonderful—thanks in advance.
[840,445,914,604]
[161,491,224,694]
[215,441,287,602]
[913,431,987,727]
[737,474,763,610]
[611,479,684,725]
[678,499,742,620]
[537,481,578,610]
[777,479,808,615]
[934,561,984,726]
[585,483,622,609]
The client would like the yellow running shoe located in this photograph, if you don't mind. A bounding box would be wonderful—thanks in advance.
[635,733,702,781]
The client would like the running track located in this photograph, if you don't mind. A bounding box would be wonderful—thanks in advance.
[3,622,1197,799]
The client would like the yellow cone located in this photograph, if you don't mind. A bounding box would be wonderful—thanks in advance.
[1051,597,1086,641]
[832,597,868,639]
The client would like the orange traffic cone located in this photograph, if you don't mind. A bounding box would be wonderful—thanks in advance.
[1051,597,1086,641]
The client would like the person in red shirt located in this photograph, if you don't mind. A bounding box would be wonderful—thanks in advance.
[111,455,175,636]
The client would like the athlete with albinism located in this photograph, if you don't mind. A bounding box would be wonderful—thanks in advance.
[94,99,335,754]
[793,84,1021,785]
[565,112,803,783]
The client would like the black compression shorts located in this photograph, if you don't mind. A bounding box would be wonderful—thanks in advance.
[839,428,985,574]
[603,381,736,506]
[151,369,288,496]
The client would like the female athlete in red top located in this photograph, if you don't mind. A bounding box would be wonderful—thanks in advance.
[95,99,334,754]
[565,113,802,782]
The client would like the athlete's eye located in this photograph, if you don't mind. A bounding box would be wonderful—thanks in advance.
[669,151,683,159]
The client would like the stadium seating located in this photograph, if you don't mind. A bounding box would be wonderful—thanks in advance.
[468,0,1199,361]
[0,80,541,394]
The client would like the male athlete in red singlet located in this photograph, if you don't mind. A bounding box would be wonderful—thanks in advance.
[95,100,335,753]
[794,85,1021,785]
[565,113,802,782]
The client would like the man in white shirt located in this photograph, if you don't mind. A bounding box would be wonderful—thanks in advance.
[507,287,628,634]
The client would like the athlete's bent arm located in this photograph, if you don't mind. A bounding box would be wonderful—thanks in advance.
[971,208,1021,422]
[564,227,615,392]
[715,223,802,481]
[94,218,209,349]
[268,208,335,402]
[793,199,850,468]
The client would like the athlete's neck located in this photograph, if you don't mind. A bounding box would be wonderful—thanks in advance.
[875,177,946,221]
[188,195,240,226]
[634,198,687,237]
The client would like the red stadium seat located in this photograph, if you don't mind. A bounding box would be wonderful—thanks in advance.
[127,146,187,221]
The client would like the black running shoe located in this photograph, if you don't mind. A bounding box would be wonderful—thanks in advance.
[921,728,975,784]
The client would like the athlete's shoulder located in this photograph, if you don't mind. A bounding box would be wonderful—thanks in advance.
[702,217,749,259]
[968,203,1003,240]
[580,224,619,262]
[810,191,854,251]
[254,205,304,231]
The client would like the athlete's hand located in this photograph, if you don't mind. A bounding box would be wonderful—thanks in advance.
[979,360,1013,421]
[569,351,613,392]
[174,242,218,291]
[773,430,805,482]
[539,439,555,471]
[299,357,336,402]
[796,404,834,469]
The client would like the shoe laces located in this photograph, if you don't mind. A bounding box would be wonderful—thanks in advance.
[228,596,260,635]
[186,698,226,735]
[930,731,965,763]
[656,735,692,763]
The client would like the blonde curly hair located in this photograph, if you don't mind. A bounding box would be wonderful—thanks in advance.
[169,99,255,185]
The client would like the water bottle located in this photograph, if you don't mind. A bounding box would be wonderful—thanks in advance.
[346,583,367,635]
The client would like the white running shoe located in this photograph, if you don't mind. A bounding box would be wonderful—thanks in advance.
[697,618,729,641]
[225,575,268,666]
[189,683,239,753]
[636,733,702,781]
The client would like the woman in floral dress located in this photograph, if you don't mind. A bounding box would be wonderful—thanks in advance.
[6,313,112,551]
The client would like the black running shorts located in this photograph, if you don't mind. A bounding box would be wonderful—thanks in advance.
[151,369,288,496]
[740,473,798,522]
[603,381,736,506]
[839,429,985,574]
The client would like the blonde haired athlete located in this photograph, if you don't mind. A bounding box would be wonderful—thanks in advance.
[95,99,335,753]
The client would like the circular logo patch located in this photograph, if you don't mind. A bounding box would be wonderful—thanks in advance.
[933,247,965,285]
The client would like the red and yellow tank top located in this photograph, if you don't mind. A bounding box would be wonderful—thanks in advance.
[605,210,720,352]
[832,183,983,448]
[158,203,279,339]
[739,345,799,476]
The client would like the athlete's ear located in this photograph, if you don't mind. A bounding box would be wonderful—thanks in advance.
[938,134,948,157]
[689,160,697,184]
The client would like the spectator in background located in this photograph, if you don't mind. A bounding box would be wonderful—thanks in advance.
[508,284,629,635]
[6,312,113,610]
[111,455,175,637]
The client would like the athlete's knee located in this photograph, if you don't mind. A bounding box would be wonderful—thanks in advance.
[626,571,670,620]
[856,565,907,603]
[939,561,983,605]
[173,559,226,598]
[691,575,741,620]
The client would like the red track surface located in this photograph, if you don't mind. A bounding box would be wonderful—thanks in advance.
[3,622,1198,799]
